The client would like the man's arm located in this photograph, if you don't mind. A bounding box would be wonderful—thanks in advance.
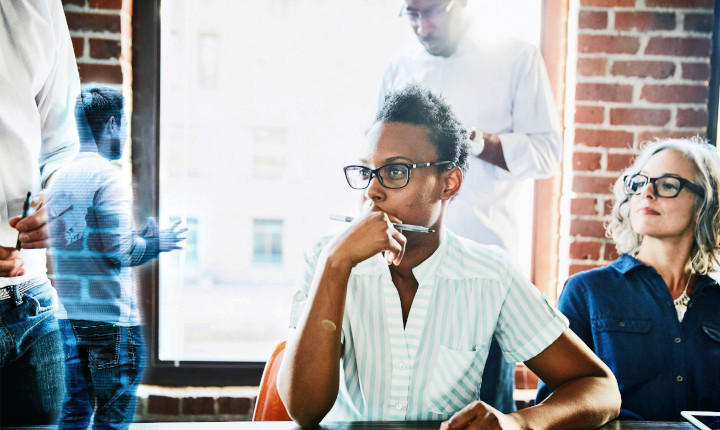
[277,208,406,428]
[443,330,620,430]
[477,44,562,179]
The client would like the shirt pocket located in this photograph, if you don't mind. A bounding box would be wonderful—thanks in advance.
[700,318,720,383]
[592,316,655,381]
[424,345,483,415]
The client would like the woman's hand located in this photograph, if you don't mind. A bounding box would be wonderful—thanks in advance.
[325,203,407,268]
[441,401,525,430]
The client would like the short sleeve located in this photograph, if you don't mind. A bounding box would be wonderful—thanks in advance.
[289,237,331,328]
[494,255,569,363]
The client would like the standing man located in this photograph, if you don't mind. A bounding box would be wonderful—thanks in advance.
[379,0,562,413]
[0,0,81,425]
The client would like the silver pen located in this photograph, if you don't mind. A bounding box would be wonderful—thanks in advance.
[329,214,435,233]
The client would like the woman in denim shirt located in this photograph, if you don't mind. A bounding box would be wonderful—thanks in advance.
[537,137,720,421]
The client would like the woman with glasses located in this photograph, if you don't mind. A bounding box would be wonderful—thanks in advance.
[278,84,620,429]
[537,137,720,420]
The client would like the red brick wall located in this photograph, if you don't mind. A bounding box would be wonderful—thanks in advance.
[568,0,713,276]
[62,0,132,87]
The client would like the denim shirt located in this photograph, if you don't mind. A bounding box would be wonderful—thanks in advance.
[536,255,720,421]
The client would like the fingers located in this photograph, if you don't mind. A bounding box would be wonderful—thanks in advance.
[386,227,407,266]
[444,401,497,430]
[13,206,50,249]
[0,246,24,277]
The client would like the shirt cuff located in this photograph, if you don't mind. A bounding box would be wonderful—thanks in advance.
[502,311,569,363]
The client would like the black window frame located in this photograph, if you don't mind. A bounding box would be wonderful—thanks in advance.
[132,0,263,386]
[708,0,720,145]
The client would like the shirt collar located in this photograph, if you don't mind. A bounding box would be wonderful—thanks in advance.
[611,253,720,290]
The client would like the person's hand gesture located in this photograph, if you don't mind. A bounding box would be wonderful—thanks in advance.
[325,201,407,268]
[0,247,24,277]
[10,193,50,249]
[141,218,187,252]
[440,401,524,430]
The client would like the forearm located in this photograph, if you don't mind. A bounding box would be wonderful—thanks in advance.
[477,133,508,171]
[278,255,352,427]
[514,375,620,429]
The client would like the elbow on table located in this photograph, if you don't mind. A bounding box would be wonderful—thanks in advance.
[277,371,332,428]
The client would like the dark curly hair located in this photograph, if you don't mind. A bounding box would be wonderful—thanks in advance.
[376,84,470,173]
[75,85,124,144]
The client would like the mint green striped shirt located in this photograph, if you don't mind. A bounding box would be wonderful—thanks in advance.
[289,228,568,421]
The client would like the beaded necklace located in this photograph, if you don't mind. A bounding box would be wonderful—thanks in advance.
[673,273,692,322]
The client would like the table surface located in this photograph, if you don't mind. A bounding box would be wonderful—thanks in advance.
[6,420,696,429]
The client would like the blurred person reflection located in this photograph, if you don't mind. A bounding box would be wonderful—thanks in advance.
[0,0,81,425]
[47,86,186,429]
[378,0,563,413]
[536,138,720,420]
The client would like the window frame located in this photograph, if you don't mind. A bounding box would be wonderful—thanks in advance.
[132,0,568,386]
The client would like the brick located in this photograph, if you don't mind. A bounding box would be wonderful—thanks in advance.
[603,199,614,215]
[573,175,617,194]
[576,83,632,102]
[677,108,708,128]
[575,105,604,124]
[573,151,602,171]
[604,242,619,261]
[65,12,121,33]
[147,395,179,415]
[71,37,84,58]
[611,60,675,79]
[90,38,121,59]
[217,397,252,415]
[685,13,713,33]
[54,278,81,298]
[682,62,709,81]
[645,37,711,57]
[646,0,713,7]
[579,11,608,29]
[514,364,539,390]
[641,84,707,104]
[577,58,607,76]
[182,397,215,415]
[78,63,123,84]
[571,197,599,216]
[615,12,675,31]
[89,0,123,9]
[580,0,635,6]
[639,130,705,142]
[607,153,636,172]
[610,108,670,126]
[62,0,86,6]
[88,280,121,298]
[575,129,634,148]
[569,263,602,276]
[578,35,640,55]
[570,241,602,260]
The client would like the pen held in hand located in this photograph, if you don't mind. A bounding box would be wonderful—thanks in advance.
[329,214,435,233]
[16,192,31,250]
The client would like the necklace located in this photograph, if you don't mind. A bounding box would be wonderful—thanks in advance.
[673,273,692,322]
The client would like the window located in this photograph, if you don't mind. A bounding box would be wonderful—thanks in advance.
[132,0,559,385]
[253,219,283,264]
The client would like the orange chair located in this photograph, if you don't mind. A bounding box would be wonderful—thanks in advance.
[253,341,292,421]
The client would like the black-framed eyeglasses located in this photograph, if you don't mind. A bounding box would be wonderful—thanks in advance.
[623,173,705,198]
[344,161,455,190]
[398,0,457,23]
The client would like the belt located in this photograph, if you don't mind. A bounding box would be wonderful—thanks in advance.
[0,277,46,301]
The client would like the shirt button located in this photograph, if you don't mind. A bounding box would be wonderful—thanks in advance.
[677,375,683,382]
[675,337,681,343]
[294,291,306,302]
[396,403,403,409]
[618,321,625,327]
[399,362,406,369]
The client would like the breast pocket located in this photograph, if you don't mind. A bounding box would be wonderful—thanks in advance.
[424,345,485,415]
[592,316,655,381]
[700,317,720,383]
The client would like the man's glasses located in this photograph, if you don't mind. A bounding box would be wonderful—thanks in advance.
[344,161,454,190]
[398,0,457,23]
[623,173,705,198]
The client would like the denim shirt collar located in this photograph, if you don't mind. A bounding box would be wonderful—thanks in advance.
[611,254,719,292]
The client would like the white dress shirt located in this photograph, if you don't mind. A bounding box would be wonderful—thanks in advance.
[290,229,568,421]
[379,28,562,265]
[0,0,80,287]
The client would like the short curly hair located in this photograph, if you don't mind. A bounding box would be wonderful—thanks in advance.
[607,137,720,274]
[376,84,470,173]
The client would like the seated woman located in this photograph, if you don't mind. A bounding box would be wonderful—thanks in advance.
[278,84,620,429]
[537,137,720,421]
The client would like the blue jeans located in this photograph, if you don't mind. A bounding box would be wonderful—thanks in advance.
[59,319,145,430]
[0,279,65,425]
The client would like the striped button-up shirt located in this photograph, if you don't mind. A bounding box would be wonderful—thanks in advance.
[290,228,568,421]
